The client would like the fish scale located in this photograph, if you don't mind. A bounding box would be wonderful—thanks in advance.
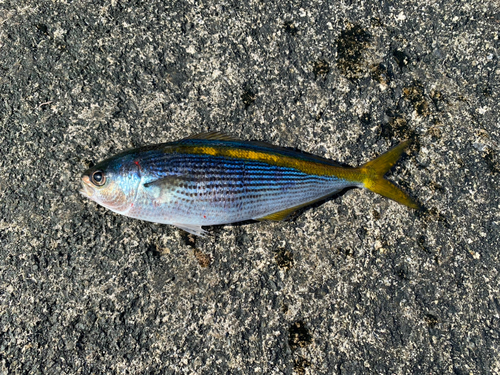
[80,132,419,236]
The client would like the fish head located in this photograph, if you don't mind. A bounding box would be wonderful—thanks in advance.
[80,154,141,214]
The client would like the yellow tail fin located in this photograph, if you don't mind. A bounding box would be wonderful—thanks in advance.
[359,141,420,209]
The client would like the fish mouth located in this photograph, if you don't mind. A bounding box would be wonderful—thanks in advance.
[79,176,96,200]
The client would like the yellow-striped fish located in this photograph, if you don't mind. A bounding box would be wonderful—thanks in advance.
[80,132,419,236]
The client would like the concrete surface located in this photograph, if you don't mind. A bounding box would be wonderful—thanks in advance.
[0,0,499,373]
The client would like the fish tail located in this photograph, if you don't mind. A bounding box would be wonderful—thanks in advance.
[358,140,420,209]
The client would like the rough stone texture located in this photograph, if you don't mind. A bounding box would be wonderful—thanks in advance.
[0,0,499,374]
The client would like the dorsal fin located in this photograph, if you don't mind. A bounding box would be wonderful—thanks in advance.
[183,132,240,142]
[245,140,345,168]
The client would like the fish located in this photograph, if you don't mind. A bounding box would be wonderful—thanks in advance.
[80,132,419,236]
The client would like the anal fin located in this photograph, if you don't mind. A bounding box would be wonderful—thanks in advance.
[254,191,340,222]
[172,223,208,237]
[254,206,299,221]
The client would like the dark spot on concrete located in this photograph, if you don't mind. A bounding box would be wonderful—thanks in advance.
[315,111,323,121]
[396,266,409,280]
[380,113,417,141]
[426,120,443,141]
[335,247,354,258]
[424,314,439,328]
[274,248,294,271]
[429,182,445,194]
[371,63,392,86]
[335,23,371,81]
[146,244,162,257]
[288,321,312,350]
[282,303,289,314]
[181,21,195,34]
[417,235,431,254]
[344,247,354,257]
[372,209,380,220]
[241,88,256,109]
[416,207,450,229]
[403,83,430,117]
[360,112,371,126]
[194,249,211,268]
[36,23,49,36]
[483,149,500,174]
[313,284,329,299]
[163,63,188,87]
[371,17,384,27]
[82,159,95,169]
[181,231,196,247]
[393,50,410,68]
[482,85,492,97]
[283,21,298,35]
[312,59,330,79]
[356,227,367,240]
[430,90,445,111]
[293,356,311,375]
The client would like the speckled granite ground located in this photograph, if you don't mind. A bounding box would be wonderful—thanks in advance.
[0,0,499,374]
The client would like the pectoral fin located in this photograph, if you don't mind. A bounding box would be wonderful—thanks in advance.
[143,175,187,189]
[143,175,188,204]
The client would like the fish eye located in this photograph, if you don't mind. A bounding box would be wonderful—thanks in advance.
[91,170,106,186]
